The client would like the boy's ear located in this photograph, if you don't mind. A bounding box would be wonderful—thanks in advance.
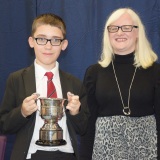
[28,37,34,48]
[61,39,68,51]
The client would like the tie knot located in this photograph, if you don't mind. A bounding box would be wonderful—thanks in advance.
[45,72,53,80]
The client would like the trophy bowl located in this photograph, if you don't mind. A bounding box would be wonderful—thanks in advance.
[35,97,67,146]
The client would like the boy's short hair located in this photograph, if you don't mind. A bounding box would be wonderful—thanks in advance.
[31,13,66,38]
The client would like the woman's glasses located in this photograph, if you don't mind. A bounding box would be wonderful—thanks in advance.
[107,25,138,33]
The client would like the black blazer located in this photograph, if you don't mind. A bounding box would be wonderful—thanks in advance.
[0,64,89,160]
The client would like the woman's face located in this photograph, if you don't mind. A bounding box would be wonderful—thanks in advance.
[108,13,138,55]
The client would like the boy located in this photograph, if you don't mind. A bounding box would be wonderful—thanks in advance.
[0,13,89,160]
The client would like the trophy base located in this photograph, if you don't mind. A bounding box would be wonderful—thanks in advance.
[35,139,66,146]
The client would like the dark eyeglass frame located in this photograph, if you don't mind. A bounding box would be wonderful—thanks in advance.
[107,25,138,33]
[34,37,65,46]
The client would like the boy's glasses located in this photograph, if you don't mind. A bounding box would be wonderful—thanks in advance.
[34,37,64,46]
[107,25,138,33]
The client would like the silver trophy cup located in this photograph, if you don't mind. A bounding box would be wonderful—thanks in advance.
[36,97,67,146]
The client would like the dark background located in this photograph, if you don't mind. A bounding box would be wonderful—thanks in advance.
[0,0,160,159]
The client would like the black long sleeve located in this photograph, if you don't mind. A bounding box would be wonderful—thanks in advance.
[80,53,160,159]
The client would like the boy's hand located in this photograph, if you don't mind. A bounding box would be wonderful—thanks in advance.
[66,92,81,115]
[21,94,39,117]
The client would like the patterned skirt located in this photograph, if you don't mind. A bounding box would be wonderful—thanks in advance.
[92,115,157,160]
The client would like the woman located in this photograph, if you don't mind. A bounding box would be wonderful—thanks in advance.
[80,8,160,160]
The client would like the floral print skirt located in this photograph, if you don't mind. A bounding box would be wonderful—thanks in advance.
[92,115,157,160]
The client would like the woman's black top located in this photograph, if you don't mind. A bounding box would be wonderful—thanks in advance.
[80,53,160,160]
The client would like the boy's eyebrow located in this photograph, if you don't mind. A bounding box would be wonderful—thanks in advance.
[35,34,63,39]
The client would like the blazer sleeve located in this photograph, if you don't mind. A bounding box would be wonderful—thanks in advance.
[0,65,36,134]
[60,70,90,135]
[80,64,99,160]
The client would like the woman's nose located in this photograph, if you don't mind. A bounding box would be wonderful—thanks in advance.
[117,28,124,35]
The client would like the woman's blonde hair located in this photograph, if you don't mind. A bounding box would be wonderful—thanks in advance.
[98,8,158,68]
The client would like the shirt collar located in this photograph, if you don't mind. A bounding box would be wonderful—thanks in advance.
[34,60,59,79]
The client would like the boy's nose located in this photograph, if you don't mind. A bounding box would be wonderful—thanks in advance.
[45,41,52,48]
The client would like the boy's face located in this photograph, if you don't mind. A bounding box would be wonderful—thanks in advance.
[28,24,68,70]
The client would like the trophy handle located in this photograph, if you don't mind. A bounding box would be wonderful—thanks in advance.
[62,99,68,111]
[62,92,75,112]
[32,93,41,114]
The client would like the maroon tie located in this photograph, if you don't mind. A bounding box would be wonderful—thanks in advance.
[45,72,57,98]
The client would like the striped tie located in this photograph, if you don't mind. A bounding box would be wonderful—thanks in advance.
[45,72,57,98]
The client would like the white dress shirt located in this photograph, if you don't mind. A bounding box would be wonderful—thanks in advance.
[26,60,73,159]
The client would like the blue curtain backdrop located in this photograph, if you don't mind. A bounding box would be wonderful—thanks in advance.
[0,0,160,159]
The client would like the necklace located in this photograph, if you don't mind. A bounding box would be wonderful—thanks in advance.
[112,61,137,115]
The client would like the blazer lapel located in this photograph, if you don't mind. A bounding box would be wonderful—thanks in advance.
[59,69,72,99]
[22,64,36,97]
